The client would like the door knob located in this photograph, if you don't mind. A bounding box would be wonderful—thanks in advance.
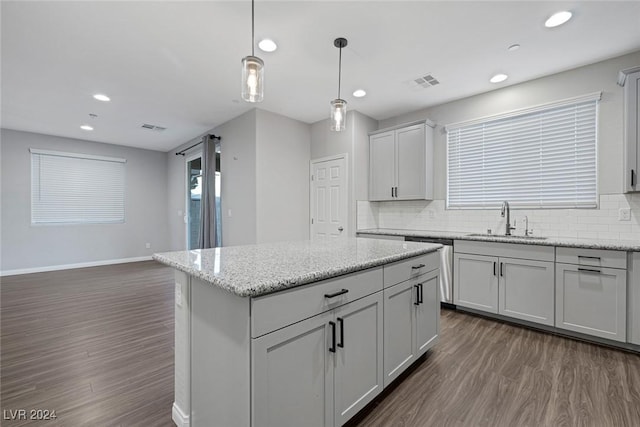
[338,226,344,232]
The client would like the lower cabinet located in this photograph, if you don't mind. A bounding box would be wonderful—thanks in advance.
[453,241,555,326]
[556,263,627,342]
[383,269,440,387]
[252,292,384,427]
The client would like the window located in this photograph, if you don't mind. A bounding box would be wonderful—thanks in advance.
[446,93,599,209]
[31,149,126,224]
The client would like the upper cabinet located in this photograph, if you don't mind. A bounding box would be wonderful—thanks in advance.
[621,67,640,192]
[369,121,434,201]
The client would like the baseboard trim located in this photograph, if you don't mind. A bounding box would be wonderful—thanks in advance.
[172,402,190,427]
[0,256,154,277]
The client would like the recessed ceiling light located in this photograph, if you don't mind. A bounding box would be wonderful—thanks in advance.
[545,11,572,28]
[490,73,508,83]
[80,124,94,131]
[507,44,520,52]
[93,94,110,102]
[353,89,367,98]
[258,39,277,52]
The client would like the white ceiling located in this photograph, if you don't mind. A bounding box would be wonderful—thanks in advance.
[2,1,640,152]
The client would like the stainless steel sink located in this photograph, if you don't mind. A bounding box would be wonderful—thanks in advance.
[466,233,548,240]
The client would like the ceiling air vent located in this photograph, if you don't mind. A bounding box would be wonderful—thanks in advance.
[406,73,440,90]
[141,123,167,132]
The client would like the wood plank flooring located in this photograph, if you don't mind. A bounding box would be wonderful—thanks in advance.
[2,262,640,426]
[1,261,175,427]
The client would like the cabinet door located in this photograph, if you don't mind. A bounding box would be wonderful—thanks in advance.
[252,311,334,427]
[454,253,499,313]
[555,264,627,342]
[624,70,640,192]
[415,269,440,356]
[369,131,395,201]
[499,258,554,326]
[334,292,384,426]
[395,124,426,200]
[383,280,416,387]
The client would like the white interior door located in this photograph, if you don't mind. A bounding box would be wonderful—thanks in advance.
[311,156,348,239]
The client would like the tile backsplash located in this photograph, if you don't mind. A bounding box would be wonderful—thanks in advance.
[357,194,640,241]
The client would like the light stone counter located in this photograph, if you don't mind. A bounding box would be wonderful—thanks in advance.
[153,238,441,297]
[357,228,640,251]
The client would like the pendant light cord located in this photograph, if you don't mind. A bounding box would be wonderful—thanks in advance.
[251,0,255,56]
[337,46,342,99]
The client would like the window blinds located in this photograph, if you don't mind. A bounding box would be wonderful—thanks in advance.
[31,149,126,224]
[446,94,599,209]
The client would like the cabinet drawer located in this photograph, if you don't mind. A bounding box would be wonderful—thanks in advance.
[251,267,382,338]
[383,252,439,287]
[454,240,555,262]
[556,247,626,269]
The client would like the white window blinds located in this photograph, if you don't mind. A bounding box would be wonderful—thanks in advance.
[31,149,126,224]
[446,94,599,209]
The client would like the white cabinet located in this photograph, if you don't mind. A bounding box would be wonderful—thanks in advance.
[253,292,383,427]
[252,311,334,427]
[453,253,499,313]
[333,293,384,425]
[621,68,640,192]
[383,268,440,387]
[628,252,640,346]
[555,247,627,342]
[453,241,555,326]
[369,122,434,201]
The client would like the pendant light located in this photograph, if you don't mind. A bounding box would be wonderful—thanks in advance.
[330,37,348,132]
[241,0,264,103]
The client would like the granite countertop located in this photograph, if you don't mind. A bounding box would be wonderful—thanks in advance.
[357,228,640,251]
[153,238,441,297]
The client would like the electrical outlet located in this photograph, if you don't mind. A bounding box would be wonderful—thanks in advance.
[619,208,631,221]
[145,242,151,249]
[175,283,183,307]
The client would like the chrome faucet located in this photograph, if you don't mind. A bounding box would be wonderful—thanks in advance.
[501,201,516,236]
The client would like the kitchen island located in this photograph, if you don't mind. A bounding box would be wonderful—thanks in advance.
[153,238,442,427]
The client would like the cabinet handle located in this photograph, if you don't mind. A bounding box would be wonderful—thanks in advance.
[337,317,344,348]
[578,267,602,274]
[391,187,394,198]
[493,261,497,276]
[418,283,424,304]
[395,186,398,198]
[411,264,426,270]
[578,256,601,261]
[414,284,420,306]
[329,321,336,353]
[632,169,636,187]
[325,289,349,299]
[500,262,504,277]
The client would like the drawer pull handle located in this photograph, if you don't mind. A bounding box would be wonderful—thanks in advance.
[414,284,420,306]
[578,256,601,261]
[325,289,349,299]
[337,317,344,348]
[411,264,426,270]
[578,267,602,274]
[329,321,336,353]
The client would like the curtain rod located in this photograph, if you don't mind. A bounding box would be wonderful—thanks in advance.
[175,134,221,156]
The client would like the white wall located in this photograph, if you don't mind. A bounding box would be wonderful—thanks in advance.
[1,129,169,272]
[311,111,377,236]
[215,110,258,247]
[256,109,311,243]
[358,50,640,240]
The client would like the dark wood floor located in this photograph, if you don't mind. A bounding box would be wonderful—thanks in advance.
[1,261,176,427]
[2,262,640,426]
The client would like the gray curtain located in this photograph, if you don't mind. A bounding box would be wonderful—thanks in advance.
[198,136,219,249]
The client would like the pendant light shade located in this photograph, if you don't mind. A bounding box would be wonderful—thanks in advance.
[242,0,264,103]
[330,99,347,131]
[330,37,348,132]
[241,55,264,102]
